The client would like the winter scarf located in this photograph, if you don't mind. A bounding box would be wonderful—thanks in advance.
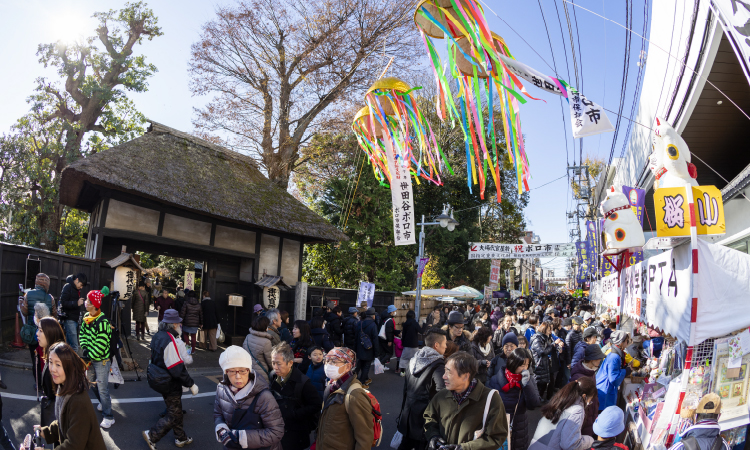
[478,342,493,357]
[328,370,353,393]
[83,311,101,325]
[452,378,478,406]
[502,369,522,392]
[410,347,444,376]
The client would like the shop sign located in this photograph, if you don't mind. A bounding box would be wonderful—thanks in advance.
[654,186,725,237]
[599,272,619,309]
[185,270,195,291]
[113,266,137,301]
[489,260,501,285]
[263,286,280,309]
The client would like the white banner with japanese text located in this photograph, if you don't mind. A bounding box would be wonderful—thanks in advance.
[385,137,416,246]
[469,242,575,259]
[597,273,620,310]
[567,86,614,138]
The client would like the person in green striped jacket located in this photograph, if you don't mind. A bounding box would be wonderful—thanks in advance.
[80,288,115,429]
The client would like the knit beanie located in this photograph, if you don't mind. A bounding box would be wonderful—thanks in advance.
[502,332,519,347]
[35,273,50,292]
[219,346,254,373]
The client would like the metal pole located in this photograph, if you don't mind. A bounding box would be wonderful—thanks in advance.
[415,215,426,320]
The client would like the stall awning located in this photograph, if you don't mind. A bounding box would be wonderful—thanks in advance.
[255,275,292,290]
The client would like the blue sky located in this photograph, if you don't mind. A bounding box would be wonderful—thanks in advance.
[0,0,650,277]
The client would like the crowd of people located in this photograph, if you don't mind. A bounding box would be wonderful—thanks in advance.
[11,275,734,450]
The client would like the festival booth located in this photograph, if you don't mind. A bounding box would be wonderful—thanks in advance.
[591,235,750,450]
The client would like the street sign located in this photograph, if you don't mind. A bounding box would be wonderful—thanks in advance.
[469,243,576,259]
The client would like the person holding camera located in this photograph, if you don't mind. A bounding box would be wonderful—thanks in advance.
[59,273,87,351]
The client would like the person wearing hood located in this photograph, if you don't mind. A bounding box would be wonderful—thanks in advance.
[596,331,631,411]
[378,305,398,369]
[143,310,199,449]
[179,291,203,354]
[442,311,472,353]
[398,310,420,377]
[669,394,730,450]
[488,348,541,450]
[316,347,375,450]
[58,273,87,351]
[213,346,284,450]
[570,345,605,438]
[396,330,447,450]
[310,316,335,353]
[242,316,275,385]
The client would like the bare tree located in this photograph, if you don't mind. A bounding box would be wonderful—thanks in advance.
[189,0,423,189]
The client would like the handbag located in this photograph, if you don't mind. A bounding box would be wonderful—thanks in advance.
[378,318,392,340]
[147,363,173,395]
[473,389,499,440]
[359,322,372,350]
[109,362,125,385]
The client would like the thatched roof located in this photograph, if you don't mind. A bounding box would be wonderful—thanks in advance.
[60,121,347,243]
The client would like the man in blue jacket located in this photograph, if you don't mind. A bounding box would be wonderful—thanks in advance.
[596,330,631,410]
[354,307,380,385]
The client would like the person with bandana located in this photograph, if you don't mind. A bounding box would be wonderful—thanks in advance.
[316,347,375,450]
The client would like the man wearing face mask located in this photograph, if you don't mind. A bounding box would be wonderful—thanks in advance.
[596,330,631,411]
[570,344,606,438]
[424,352,508,450]
[316,347,375,450]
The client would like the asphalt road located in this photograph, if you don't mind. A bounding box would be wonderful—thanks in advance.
[2,358,543,449]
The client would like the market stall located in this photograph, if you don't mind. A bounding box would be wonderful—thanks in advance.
[591,238,750,449]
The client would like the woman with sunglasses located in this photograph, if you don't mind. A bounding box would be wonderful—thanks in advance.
[214,346,284,450]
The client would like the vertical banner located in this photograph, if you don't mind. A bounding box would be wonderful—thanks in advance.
[384,136,416,246]
[599,218,616,277]
[622,186,646,265]
[567,86,615,138]
[585,221,597,276]
[576,241,587,284]
[489,259,501,288]
[417,257,430,277]
[357,281,375,308]
[185,270,195,291]
[294,281,308,322]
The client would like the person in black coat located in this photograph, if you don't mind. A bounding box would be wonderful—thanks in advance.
[342,307,360,349]
[324,306,344,346]
[530,322,556,400]
[378,306,397,367]
[310,316,334,352]
[270,342,321,450]
[398,311,420,376]
[487,348,541,450]
[58,273,87,351]
[355,307,380,384]
[397,330,447,450]
[200,293,220,352]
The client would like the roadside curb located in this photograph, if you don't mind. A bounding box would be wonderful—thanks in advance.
[0,358,221,380]
[0,358,32,370]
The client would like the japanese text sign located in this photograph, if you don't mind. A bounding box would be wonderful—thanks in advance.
[114,266,137,301]
[567,86,614,139]
[184,270,195,291]
[654,186,725,237]
[357,281,375,308]
[385,136,416,246]
[263,286,279,308]
[489,260,501,286]
[585,221,598,274]
[469,243,575,259]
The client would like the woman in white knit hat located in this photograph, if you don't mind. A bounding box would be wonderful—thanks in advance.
[213,346,284,450]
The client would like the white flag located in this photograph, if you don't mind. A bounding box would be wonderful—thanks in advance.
[567,86,614,138]
[384,135,416,246]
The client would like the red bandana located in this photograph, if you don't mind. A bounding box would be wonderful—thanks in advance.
[503,369,523,392]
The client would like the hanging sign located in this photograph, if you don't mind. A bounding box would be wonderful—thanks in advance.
[585,221,598,275]
[113,266,137,301]
[598,272,619,309]
[384,136,416,246]
[489,260,501,286]
[417,257,430,277]
[263,286,280,309]
[184,270,195,291]
[357,281,375,308]
[566,86,615,139]
[654,186,725,237]
[469,243,575,259]
[498,54,565,96]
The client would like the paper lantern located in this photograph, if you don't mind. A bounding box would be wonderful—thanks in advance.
[113,266,137,301]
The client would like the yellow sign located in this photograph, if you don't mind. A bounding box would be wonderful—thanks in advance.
[654,186,725,237]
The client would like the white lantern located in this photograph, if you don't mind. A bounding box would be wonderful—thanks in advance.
[263,286,280,309]
[113,266,137,301]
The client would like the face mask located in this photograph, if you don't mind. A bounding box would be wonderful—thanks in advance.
[325,364,343,380]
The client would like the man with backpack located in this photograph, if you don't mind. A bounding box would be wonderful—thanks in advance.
[355,308,380,386]
[316,347,381,450]
[21,273,55,387]
[668,393,730,450]
[270,342,322,450]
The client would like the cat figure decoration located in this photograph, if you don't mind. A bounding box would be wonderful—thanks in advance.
[649,117,698,190]
[599,186,645,250]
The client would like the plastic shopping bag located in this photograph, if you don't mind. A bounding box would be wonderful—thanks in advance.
[374,358,385,375]
[390,431,403,449]
[109,362,125,385]
[216,324,225,343]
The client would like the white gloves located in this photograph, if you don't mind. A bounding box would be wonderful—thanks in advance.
[190,384,199,396]
[521,370,530,386]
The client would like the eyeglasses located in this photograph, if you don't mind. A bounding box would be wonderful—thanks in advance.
[452,325,465,330]
[226,369,250,377]
[325,358,348,366]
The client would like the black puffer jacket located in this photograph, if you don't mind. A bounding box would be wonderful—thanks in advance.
[565,329,582,362]
[400,318,420,348]
[59,275,82,321]
[397,347,445,441]
[180,297,203,328]
[530,333,554,383]
[342,315,359,348]
[325,312,344,345]
[310,328,334,352]
[487,360,541,450]
[201,298,220,330]
[355,318,380,362]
